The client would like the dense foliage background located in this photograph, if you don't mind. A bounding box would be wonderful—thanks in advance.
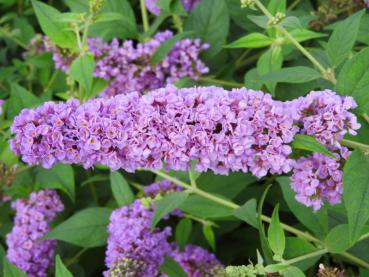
[1,0,369,276]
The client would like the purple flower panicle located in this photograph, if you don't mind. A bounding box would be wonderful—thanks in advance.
[0,99,4,115]
[290,148,349,211]
[143,179,182,198]
[171,244,224,277]
[10,86,297,178]
[289,90,359,210]
[145,0,201,15]
[290,90,360,148]
[6,189,64,277]
[104,199,172,276]
[43,31,208,97]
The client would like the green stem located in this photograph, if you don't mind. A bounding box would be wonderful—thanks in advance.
[185,213,218,227]
[65,248,88,267]
[284,248,328,265]
[252,0,336,84]
[287,0,301,10]
[140,0,150,33]
[234,49,251,68]
[198,76,243,88]
[128,180,145,191]
[172,15,183,33]
[146,169,369,269]
[362,113,369,126]
[341,139,369,152]
[43,71,59,95]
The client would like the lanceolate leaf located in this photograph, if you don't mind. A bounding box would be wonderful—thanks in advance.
[184,0,229,57]
[202,224,216,251]
[233,198,258,228]
[110,171,134,206]
[291,134,336,159]
[44,207,112,247]
[325,224,353,253]
[259,67,322,84]
[336,47,369,113]
[31,0,77,49]
[267,204,285,260]
[159,257,188,277]
[175,218,192,249]
[69,54,96,97]
[151,192,188,229]
[326,10,364,67]
[343,149,369,243]
[3,258,27,277]
[224,33,273,49]
[55,255,73,277]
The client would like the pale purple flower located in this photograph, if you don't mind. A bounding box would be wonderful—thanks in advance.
[10,86,297,178]
[290,149,349,211]
[143,179,182,198]
[42,31,208,97]
[365,0,369,8]
[288,90,360,149]
[104,199,172,276]
[6,189,64,277]
[170,244,224,277]
[145,0,201,15]
[0,99,4,115]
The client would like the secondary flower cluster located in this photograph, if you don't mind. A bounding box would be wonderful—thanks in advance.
[105,199,172,276]
[0,99,4,115]
[145,0,201,15]
[44,31,209,97]
[6,189,64,277]
[10,86,297,177]
[105,182,223,277]
[289,90,360,210]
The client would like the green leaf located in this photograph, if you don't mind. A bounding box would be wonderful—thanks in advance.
[285,238,321,271]
[159,257,188,277]
[151,31,193,64]
[31,0,77,48]
[259,66,322,84]
[3,258,27,277]
[7,83,42,119]
[278,177,328,238]
[89,0,137,40]
[36,164,75,202]
[44,207,112,247]
[69,54,95,97]
[224,33,273,49]
[175,218,192,249]
[258,185,274,264]
[94,12,125,23]
[326,10,364,67]
[151,192,188,229]
[267,0,286,15]
[336,47,369,113]
[0,245,5,274]
[184,0,229,57]
[343,149,369,243]
[197,172,256,199]
[267,204,285,260]
[325,224,353,253]
[180,195,233,219]
[281,266,305,277]
[202,225,216,251]
[110,171,134,206]
[233,198,258,228]
[55,255,73,277]
[257,46,283,94]
[291,134,336,159]
[289,29,326,43]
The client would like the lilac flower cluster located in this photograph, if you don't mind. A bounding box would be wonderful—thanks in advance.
[171,244,224,277]
[43,31,208,97]
[145,0,201,15]
[143,179,182,198]
[10,85,297,177]
[365,0,369,8]
[290,149,349,211]
[0,99,4,115]
[289,90,360,210]
[104,199,172,276]
[6,189,64,277]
